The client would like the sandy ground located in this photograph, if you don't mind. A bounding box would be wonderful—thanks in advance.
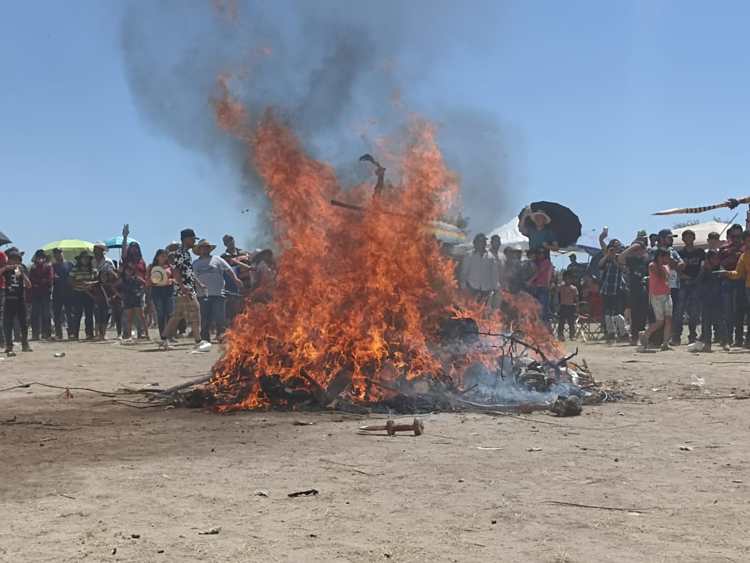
[1,336,750,563]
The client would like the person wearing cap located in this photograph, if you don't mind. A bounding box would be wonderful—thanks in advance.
[28,249,54,341]
[650,229,684,346]
[69,249,99,340]
[193,239,241,344]
[1,248,32,355]
[676,229,705,345]
[161,228,203,348]
[51,248,74,340]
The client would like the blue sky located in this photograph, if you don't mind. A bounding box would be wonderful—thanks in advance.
[3,1,750,259]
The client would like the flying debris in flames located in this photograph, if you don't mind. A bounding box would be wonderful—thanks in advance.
[208,78,565,412]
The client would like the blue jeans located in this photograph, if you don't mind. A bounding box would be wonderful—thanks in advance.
[702,293,726,345]
[151,286,175,338]
[528,287,550,324]
[199,295,226,342]
[675,282,700,341]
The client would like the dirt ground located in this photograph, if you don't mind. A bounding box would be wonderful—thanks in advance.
[1,337,749,563]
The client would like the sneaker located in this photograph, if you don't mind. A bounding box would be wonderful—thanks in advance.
[195,341,212,353]
[722,343,731,352]
[120,338,136,346]
[169,337,179,344]
[6,349,16,357]
[158,340,172,351]
[687,341,705,353]
[661,343,673,351]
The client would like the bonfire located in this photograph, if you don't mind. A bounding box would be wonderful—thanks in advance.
[204,80,596,414]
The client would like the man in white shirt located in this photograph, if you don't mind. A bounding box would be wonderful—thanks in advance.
[459,234,499,302]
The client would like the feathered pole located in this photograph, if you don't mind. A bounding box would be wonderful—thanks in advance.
[653,196,750,216]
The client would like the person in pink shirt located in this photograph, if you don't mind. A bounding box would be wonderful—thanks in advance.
[640,249,673,351]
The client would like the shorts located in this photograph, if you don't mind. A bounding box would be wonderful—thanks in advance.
[650,293,673,321]
[123,291,145,310]
[173,293,200,324]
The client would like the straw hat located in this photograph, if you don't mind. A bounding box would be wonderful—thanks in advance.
[195,239,217,251]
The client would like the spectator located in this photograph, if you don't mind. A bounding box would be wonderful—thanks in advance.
[69,250,98,340]
[28,249,53,341]
[0,245,6,349]
[694,250,727,352]
[652,229,684,346]
[707,231,721,251]
[598,239,628,342]
[51,248,73,340]
[193,239,241,344]
[148,249,175,340]
[677,229,705,344]
[500,247,524,293]
[565,253,586,286]
[459,234,499,303]
[1,249,32,355]
[648,233,659,249]
[92,242,116,340]
[719,224,745,347]
[640,249,673,351]
[161,228,203,349]
[619,234,650,345]
[222,234,251,321]
[722,230,750,348]
[557,271,578,341]
[120,227,150,342]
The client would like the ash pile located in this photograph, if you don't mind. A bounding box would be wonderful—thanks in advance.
[173,317,616,417]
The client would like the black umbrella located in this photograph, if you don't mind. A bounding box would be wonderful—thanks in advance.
[517,201,582,249]
[0,231,11,247]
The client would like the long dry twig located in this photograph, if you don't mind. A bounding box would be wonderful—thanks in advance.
[544,500,652,513]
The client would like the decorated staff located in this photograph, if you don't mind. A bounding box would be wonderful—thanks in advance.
[653,196,750,216]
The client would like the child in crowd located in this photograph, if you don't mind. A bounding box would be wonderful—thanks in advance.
[557,271,579,341]
[640,249,673,351]
[1,249,32,355]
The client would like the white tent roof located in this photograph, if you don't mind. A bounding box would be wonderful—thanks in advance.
[672,221,731,248]
[488,217,528,249]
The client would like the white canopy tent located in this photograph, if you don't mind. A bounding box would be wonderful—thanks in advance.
[487,217,600,254]
[672,220,731,248]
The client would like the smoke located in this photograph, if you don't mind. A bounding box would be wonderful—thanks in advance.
[120,0,516,236]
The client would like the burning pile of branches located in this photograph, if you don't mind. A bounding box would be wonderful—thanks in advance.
[205,82,592,414]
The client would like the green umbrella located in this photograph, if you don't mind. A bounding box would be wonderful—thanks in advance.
[41,239,95,259]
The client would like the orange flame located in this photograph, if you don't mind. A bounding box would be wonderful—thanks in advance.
[209,82,558,410]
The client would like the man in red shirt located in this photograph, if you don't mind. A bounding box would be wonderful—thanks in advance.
[29,249,54,340]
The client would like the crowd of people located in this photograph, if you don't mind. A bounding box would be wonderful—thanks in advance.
[0,227,275,356]
[457,212,750,353]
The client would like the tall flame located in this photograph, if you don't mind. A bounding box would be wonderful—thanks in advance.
[210,80,557,410]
